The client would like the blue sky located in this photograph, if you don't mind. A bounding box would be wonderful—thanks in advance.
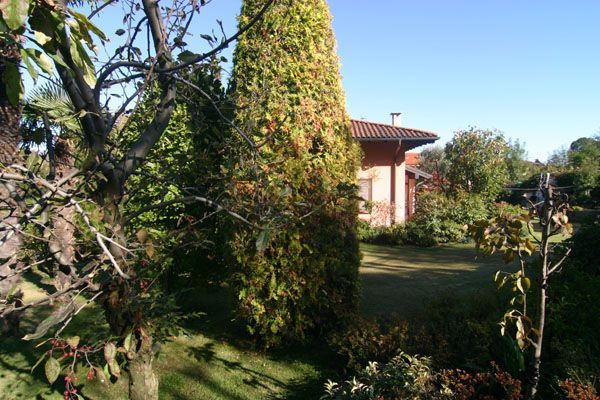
[67,1,600,161]
[198,0,600,161]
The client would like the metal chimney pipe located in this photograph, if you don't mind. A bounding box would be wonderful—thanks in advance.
[390,112,402,127]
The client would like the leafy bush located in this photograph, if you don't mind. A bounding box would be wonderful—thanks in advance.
[543,217,600,395]
[328,316,410,372]
[558,379,600,400]
[438,363,523,400]
[226,0,362,347]
[328,292,518,375]
[357,221,406,246]
[322,352,443,400]
[404,191,489,246]
[322,354,523,400]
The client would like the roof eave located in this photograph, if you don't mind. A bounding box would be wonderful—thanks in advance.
[355,137,439,142]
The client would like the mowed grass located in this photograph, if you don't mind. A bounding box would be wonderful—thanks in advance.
[0,284,333,400]
[1,240,526,399]
[359,242,509,318]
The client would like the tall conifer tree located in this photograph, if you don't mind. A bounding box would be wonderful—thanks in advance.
[228,0,362,345]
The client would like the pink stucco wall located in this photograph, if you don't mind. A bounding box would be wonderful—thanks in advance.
[358,141,407,225]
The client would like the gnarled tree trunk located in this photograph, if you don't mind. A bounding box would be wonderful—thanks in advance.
[0,38,24,336]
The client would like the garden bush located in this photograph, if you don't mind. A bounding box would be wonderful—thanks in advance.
[409,292,514,373]
[322,354,523,400]
[357,221,406,246]
[542,216,600,395]
[328,315,410,373]
[403,191,489,246]
[328,291,518,376]
[226,0,362,347]
[322,352,443,400]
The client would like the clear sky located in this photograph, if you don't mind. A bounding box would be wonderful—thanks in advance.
[62,0,600,161]
[197,0,600,161]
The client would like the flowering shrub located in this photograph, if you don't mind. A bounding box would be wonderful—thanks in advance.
[322,352,442,400]
[322,356,523,400]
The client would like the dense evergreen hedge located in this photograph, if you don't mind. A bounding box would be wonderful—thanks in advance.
[226,0,362,346]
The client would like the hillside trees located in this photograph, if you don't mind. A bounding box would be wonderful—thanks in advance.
[568,136,600,202]
[545,135,600,204]
[0,0,274,398]
[226,0,362,346]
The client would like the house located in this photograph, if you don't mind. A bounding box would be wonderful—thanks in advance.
[351,113,438,225]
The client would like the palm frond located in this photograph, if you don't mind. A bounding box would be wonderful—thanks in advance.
[24,82,81,133]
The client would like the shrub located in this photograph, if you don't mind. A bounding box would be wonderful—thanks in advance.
[328,292,516,376]
[357,221,406,246]
[543,217,600,394]
[558,379,600,400]
[322,355,523,400]
[439,363,523,400]
[404,191,489,246]
[407,292,517,373]
[322,352,443,400]
[226,0,362,347]
[328,316,410,373]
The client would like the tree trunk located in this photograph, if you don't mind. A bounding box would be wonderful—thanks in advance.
[0,38,24,336]
[49,138,77,294]
[128,336,159,400]
[528,184,553,399]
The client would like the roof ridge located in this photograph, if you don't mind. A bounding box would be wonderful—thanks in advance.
[350,118,439,137]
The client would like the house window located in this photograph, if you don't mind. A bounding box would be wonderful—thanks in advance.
[359,179,372,212]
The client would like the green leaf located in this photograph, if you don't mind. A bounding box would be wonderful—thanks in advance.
[255,229,270,253]
[69,9,107,41]
[30,351,48,373]
[177,50,199,63]
[48,52,69,69]
[115,28,125,36]
[66,336,80,349]
[0,0,29,30]
[123,332,132,352]
[20,48,38,82]
[23,303,75,341]
[34,29,51,45]
[69,33,96,86]
[104,342,116,363]
[44,357,61,384]
[2,60,22,106]
[108,359,121,377]
[25,48,53,74]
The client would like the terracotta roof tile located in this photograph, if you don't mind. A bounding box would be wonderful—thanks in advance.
[351,119,438,141]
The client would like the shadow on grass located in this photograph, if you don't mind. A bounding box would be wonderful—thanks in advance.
[0,336,63,399]
[167,285,337,400]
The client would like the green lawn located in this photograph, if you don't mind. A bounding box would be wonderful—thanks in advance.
[0,285,333,400]
[0,242,512,399]
[359,242,507,318]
